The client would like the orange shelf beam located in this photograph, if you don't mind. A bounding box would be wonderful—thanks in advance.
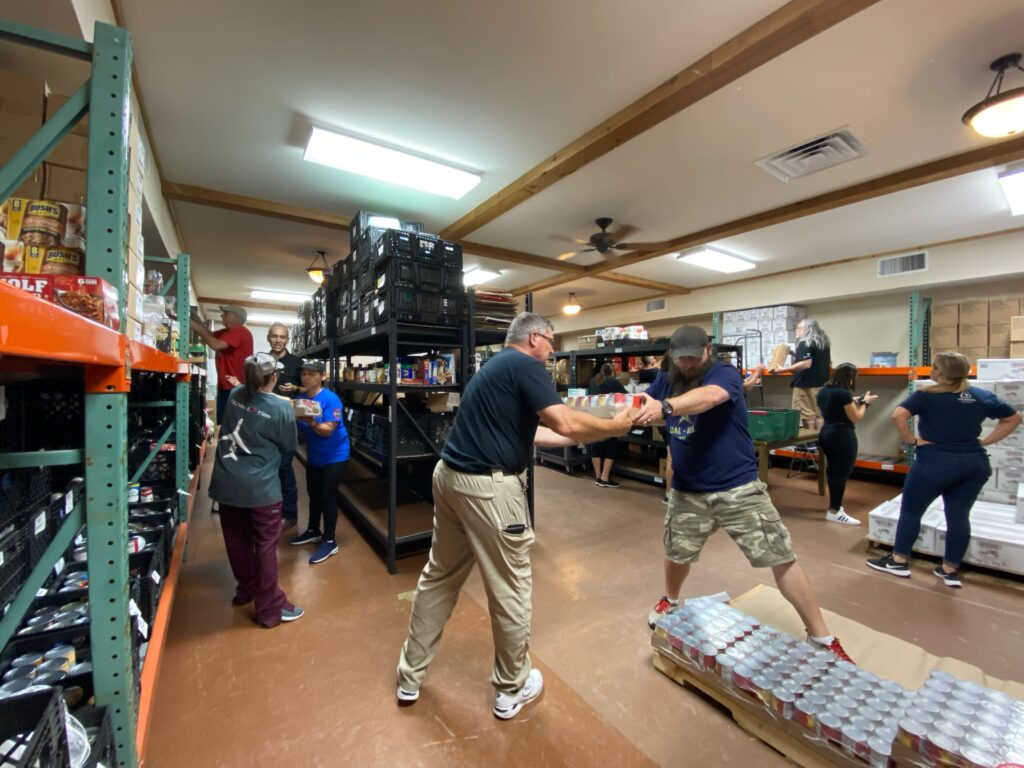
[128,339,182,375]
[0,280,124,367]
[773,448,911,475]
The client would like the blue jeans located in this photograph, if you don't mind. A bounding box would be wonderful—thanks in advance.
[895,447,991,567]
[216,388,231,425]
[279,452,298,519]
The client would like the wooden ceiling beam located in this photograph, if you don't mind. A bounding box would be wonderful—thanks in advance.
[596,273,690,294]
[509,134,1024,295]
[162,181,352,230]
[438,0,881,242]
[462,241,587,273]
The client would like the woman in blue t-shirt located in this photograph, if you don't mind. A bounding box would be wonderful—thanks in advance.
[288,360,350,565]
[867,353,1021,588]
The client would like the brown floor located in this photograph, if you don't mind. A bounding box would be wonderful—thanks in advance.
[143,454,1024,767]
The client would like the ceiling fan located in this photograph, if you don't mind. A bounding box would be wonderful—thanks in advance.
[554,217,649,261]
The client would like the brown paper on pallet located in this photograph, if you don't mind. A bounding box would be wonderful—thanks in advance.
[732,585,1024,695]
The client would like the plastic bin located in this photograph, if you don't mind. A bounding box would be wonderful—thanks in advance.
[747,408,800,441]
[0,688,69,767]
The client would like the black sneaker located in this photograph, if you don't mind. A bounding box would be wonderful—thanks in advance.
[601,479,620,488]
[933,565,962,588]
[289,529,322,546]
[866,554,911,578]
[595,479,608,488]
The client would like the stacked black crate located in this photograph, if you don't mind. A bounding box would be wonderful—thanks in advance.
[371,230,463,327]
[331,257,350,338]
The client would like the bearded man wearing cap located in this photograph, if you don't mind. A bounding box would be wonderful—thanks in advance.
[636,325,852,662]
[190,304,255,426]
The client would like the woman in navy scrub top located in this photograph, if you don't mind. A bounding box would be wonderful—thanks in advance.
[867,353,1021,588]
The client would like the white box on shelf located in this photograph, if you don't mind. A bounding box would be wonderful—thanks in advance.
[996,466,1024,493]
[773,316,799,332]
[994,380,1024,408]
[773,305,806,319]
[972,380,998,393]
[758,307,774,325]
[986,443,1024,469]
[977,358,1024,380]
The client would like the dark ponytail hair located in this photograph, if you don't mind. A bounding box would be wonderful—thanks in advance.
[593,362,615,387]
[244,358,273,398]
[826,362,857,391]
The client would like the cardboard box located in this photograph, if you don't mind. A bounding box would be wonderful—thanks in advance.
[42,163,86,204]
[929,324,957,349]
[989,345,1010,359]
[989,297,1021,324]
[989,321,1011,348]
[44,94,89,137]
[930,302,959,327]
[1012,342,1024,359]
[125,281,144,319]
[958,323,988,347]
[0,159,43,204]
[0,272,119,329]
[0,111,42,143]
[0,70,45,119]
[958,299,989,325]
[1011,315,1024,341]
[47,133,88,170]
[957,346,987,366]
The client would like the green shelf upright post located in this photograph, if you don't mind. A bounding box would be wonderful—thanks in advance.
[176,254,191,525]
[83,22,138,768]
[712,312,722,343]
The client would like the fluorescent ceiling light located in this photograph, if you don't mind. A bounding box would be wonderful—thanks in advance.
[677,248,755,273]
[998,164,1024,215]
[251,289,313,303]
[463,267,501,286]
[245,313,297,325]
[367,215,401,229]
[303,126,481,199]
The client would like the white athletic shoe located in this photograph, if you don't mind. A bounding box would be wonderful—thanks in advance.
[826,508,861,526]
[493,669,544,720]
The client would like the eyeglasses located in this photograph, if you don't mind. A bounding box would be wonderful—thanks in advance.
[532,332,556,346]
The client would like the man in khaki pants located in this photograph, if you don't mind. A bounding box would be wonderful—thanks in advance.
[396,312,637,719]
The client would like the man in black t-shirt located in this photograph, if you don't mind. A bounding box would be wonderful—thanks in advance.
[770,318,831,430]
[397,312,637,720]
[266,323,304,525]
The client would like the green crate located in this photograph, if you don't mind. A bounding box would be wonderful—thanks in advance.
[747,408,800,441]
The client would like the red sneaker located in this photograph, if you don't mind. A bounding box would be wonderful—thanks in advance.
[823,638,853,663]
[647,596,678,629]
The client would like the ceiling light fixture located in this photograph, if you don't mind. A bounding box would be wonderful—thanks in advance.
[237,312,298,325]
[303,126,482,199]
[998,163,1024,215]
[562,292,582,315]
[462,266,502,286]
[962,53,1024,138]
[677,247,755,273]
[306,249,331,284]
[251,289,314,303]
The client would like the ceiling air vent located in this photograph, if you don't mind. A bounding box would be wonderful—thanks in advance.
[877,251,928,278]
[644,298,666,313]
[756,128,866,183]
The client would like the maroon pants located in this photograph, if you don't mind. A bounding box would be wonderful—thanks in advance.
[219,502,291,627]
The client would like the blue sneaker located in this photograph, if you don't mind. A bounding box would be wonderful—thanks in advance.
[280,605,304,622]
[309,540,339,564]
[289,529,322,546]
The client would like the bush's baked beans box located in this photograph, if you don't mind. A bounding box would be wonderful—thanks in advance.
[0,272,119,329]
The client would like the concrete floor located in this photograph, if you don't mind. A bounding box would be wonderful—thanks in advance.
[143,454,1024,767]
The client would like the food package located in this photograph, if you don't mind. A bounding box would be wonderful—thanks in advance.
[292,399,323,418]
[0,272,119,329]
[0,198,86,273]
[563,392,643,417]
[768,342,790,370]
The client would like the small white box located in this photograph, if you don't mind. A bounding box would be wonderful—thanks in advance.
[1017,483,1024,524]
[773,304,806,320]
[773,316,799,332]
[996,466,1024,493]
[995,380,1024,408]
[758,307,774,325]
[972,380,998,393]
[986,443,1024,469]
[977,358,1024,380]
[867,501,901,544]
[963,524,1024,575]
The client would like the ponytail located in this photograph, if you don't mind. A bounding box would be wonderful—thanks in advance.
[926,352,971,394]
[594,362,615,387]
[244,358,271,397]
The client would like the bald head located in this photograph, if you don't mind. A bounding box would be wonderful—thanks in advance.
[268,323,290,355]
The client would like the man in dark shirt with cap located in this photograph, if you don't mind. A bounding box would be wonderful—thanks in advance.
[266,323,303,526]
[636,325,852,661]
[396,312,638,720]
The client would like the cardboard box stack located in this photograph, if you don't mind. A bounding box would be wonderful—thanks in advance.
[931,297,1021,364]
[1012,315,1024,360]
[720,305,806,366]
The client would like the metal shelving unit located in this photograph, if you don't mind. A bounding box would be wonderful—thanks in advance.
[0,20,197,767]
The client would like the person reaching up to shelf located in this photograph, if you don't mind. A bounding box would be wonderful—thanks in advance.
[815,363,879,526]
[768,318,831,432]
[189,305,254,426]
[396,312,639,720]
[588,362,628,488]
[207,352,303,628]
[288,360,350,565]
[867,353,1021,588]
[634,325,852,661]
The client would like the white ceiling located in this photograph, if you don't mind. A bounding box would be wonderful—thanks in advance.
[3,0,1024,314]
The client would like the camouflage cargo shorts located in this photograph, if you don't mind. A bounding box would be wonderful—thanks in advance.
[664,480,796,568]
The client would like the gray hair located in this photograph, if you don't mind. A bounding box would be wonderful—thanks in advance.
[268,322,290,337]
[505,312,554,346]
[799,318,830,349]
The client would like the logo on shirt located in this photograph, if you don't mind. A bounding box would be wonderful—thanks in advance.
[958,392,976,404]
[332,408,341,419]
[219,419,252,461]
[668,415,694,442]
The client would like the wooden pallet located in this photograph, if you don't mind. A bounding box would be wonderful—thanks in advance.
[651,645,865,768]
[865,539,1024,592]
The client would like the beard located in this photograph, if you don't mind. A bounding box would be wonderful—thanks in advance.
[669,357,716,397]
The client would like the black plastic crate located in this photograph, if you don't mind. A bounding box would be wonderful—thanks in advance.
[372,287,460,327]
[373,256,462,296]
[0,383,27,452]
[0,688,69,767]
[372,229,415,267]
[27,382,84,451]
[0,526,27,619]
[413,233,442,264]
[26,502,52,569]
[439,240,462,270]
[76,706,116,768]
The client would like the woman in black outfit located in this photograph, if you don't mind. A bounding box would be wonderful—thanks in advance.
[816,363,878,525]
[589,362,627,487]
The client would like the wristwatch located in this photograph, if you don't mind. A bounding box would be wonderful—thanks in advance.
[661,399,674,418]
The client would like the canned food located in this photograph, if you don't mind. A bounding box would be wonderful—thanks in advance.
[36,658,71,674]
[928,670,956,685]
[943,710,971,730]
[867,735,893,768]
[818,711,843,743]
[841,723,870,759]
[771,687,795,719]
[922,729,961,765]
[40,246,84,275]
[793,698,817,730]
[0,678,35,698]
[970,723,1002,745]
[733,663,755,692]
[835,660,857,674]
[11,653,44,669]
[827,704,851,724]
[880,680,904,696]
[44,645,77,666]
[699,643,718,669]
[2,665,36,682]
[953,680,984,696]
[833,694,857,711]
[951,690,980,708]
[667,631,685,652]
[682,634,700,660]
[33,671,67,686]
[21,201,66,246]
[751,674,772,702]
[716,655,736,685]
[959,746,998,768]
[897,718,929,751]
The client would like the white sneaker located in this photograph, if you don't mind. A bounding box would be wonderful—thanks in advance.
[396,684,419,704]
[826,508,861,526]
[493,669,544,720]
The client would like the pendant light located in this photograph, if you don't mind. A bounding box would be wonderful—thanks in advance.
[962,53,1024,138]
[562,292,581,315]
[306,249,331,284]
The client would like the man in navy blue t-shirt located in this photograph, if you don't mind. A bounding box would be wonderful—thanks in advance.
[636,325,851,661]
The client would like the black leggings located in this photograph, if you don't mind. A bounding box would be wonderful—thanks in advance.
[305,461,346,541]
[818,425,857,510]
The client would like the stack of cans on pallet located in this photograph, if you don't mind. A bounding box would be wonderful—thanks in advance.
[334,211,464,337]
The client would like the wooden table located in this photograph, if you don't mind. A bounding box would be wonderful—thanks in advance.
[752,429,825,495]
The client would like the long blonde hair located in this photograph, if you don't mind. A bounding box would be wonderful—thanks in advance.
[926,352,971,394]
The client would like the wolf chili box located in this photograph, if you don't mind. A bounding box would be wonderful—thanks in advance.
[0,272,120,329]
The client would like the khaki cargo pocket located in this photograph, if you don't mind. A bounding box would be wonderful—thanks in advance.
[450,472,495,499]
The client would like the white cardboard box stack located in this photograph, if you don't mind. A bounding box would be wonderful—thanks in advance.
[720,305,806,365]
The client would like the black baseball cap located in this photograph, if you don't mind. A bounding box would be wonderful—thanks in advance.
[300,359,326,373]
[669,325,710,359]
